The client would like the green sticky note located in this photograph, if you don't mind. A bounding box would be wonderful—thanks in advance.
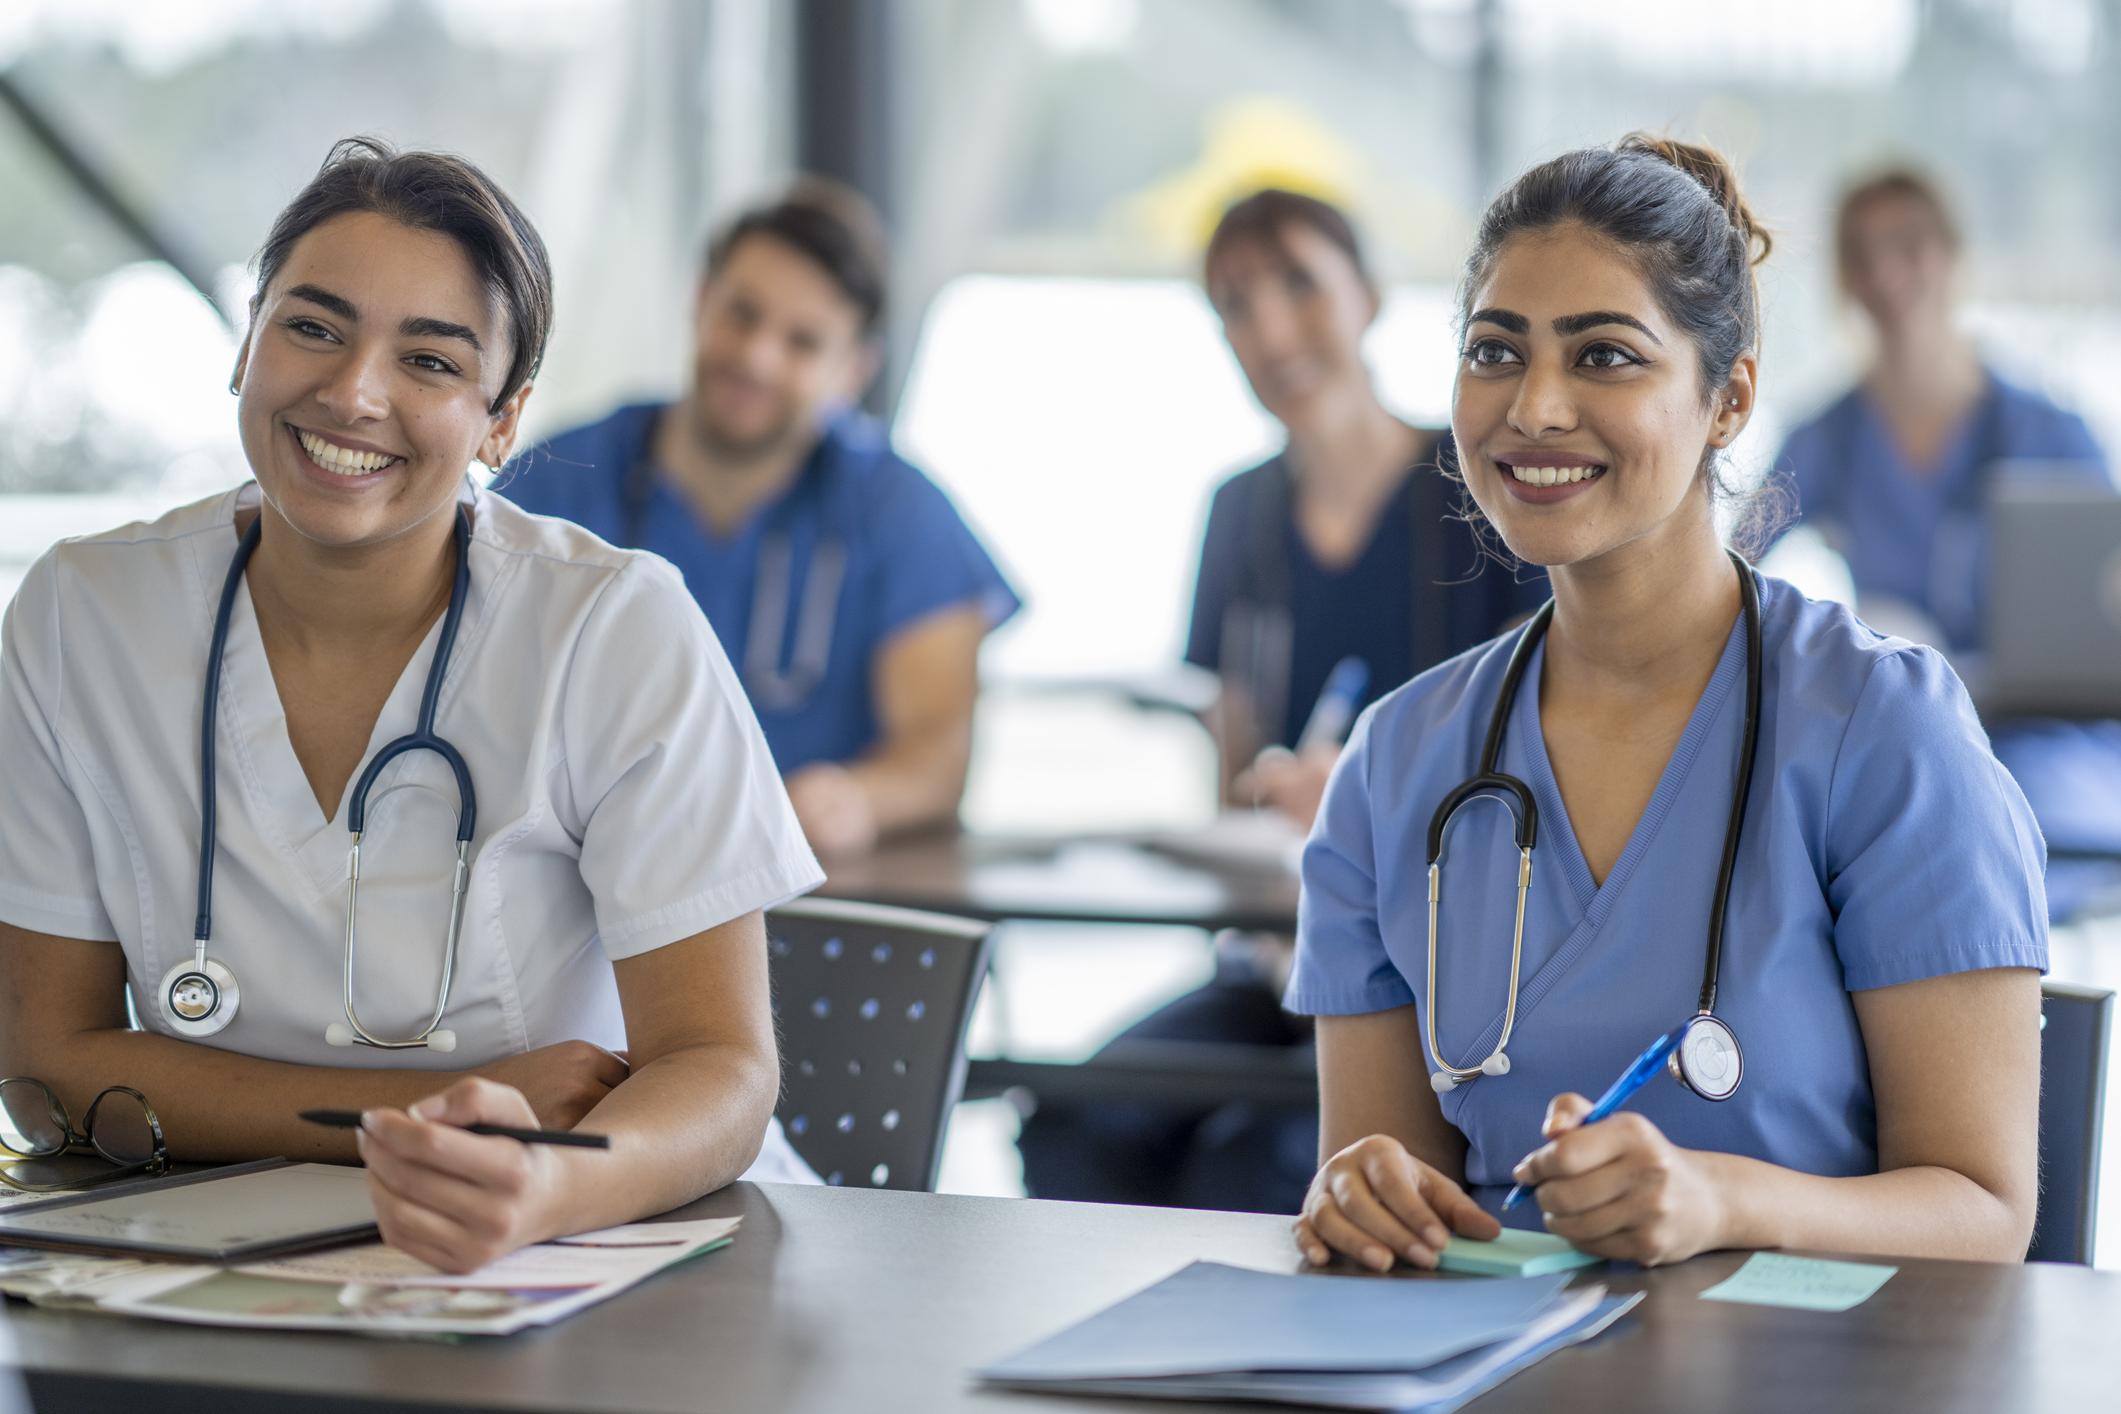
[1699,1252,1898,1312]
[1437,1228,1602,1277]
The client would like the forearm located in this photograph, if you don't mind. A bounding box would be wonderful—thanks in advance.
[541,1040,778,1233]
[10,1027,463,1165]
[1710,1150,2032,1262]
[845,719,971,837]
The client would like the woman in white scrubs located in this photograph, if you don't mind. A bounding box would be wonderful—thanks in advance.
[1289,136,2044,1272]
[0,139,822,1273]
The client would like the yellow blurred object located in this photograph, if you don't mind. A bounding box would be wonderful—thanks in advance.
[1127,96,1371,258]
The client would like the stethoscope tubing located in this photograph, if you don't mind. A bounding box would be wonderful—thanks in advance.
[622,416,843,711]
[1423,549,1762,1091]
[182,503,477,1048]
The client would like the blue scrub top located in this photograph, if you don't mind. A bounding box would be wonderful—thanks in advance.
[1778,368,2121,904]
[1185,451,1548,747]
[1777,368,2110,655]
[1287,574,2047,1220]
[499,403,1021,773]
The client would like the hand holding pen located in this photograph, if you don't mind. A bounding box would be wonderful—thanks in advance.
[1501,1028,1734,1266]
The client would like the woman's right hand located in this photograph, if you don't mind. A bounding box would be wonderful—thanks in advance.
[1295,1134,1501,1271]
[476,1041,629,1130]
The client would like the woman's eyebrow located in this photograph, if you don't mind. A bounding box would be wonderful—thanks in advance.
[287,283,357,319]
[1467,307,1528,333]
[285,284,484,352]
[1552,310,1663,345]
[401,316,484,352]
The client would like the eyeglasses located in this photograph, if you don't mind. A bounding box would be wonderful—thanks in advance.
[0,1077,168,1193]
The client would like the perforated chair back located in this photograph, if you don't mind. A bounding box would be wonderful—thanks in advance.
[2030,980,2112,1264]
[766,897,994,1192]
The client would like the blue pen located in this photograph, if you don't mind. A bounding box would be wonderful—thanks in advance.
[1295,657,1370,754]
[1499,1027,1680,1211]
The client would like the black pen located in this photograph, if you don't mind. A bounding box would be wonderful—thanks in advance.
[300,1109,611,1150]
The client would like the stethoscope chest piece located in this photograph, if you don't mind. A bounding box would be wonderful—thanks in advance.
[1669,1012,1744,1101]
[158,954,240,1038]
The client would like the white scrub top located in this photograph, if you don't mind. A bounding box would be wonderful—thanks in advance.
[0,481,825,1182]
[1287,572,2048,1220]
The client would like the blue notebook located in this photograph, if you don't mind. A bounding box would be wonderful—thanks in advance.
[977,1262,1638,1411]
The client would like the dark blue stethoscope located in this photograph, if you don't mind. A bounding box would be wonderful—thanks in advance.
[157,505,477,1053]
[1422,549,1761,1104]
[622,415,845,713]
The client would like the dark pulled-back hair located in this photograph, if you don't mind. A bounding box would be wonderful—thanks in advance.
[1457,133,1772,402]
[249,136,554,415]
[706,177,891,337]
[1204,188,1373,294]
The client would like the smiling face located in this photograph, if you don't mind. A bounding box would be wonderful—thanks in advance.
[232,210,528,550]
[1208,222,1379,436]
[1450,223,1754,572]
[686,233,873,462]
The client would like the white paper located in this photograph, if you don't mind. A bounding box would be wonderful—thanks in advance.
[235,1218,742,1289]
[92,1216,741,1337]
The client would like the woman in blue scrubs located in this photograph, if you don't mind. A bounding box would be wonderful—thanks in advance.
[1291,137,2043,1271]
[1017,191,1539,1214]
[1776,169,2121,919]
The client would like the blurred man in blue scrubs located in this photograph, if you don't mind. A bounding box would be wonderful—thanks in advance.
[502,182,1019,857]
[1777,168,2121,918]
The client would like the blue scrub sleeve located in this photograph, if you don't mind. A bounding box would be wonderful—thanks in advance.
[1284,707,1419,1015]
[1183,479,1243,670]
[866,472,1021,642]
[0,556,119,941]
[1824,647,2049,990]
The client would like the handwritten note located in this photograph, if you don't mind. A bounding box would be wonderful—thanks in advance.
[1699,1253,1898,1312]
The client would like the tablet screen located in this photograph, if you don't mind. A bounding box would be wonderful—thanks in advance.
[0,1163,375,1257]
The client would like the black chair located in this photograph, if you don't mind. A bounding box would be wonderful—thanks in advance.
[2029,980,2113,1264]
[766,897,994,1192]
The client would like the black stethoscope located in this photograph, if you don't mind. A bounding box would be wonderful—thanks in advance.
[158,505,477,1053]
[622,415,845,713]
[1422,548,1761,1103]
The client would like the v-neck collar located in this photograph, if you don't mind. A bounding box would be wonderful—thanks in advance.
[1855,368,2001,493]
[1516,606,1750,921]
[1437,606,1750,1103]
[196,484,497,902]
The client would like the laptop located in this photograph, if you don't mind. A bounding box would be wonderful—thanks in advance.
[1986,473,2121,717]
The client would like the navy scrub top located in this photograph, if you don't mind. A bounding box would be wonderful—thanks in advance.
[500,403,1020,773]
[1185,448,1547,747]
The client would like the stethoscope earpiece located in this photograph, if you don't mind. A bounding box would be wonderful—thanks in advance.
[1430,1070,1459,1095]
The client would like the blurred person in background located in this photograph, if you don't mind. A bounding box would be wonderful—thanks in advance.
[1016,190,1543,1214]
[1776,168,2121,919]
[502,182,1019,860]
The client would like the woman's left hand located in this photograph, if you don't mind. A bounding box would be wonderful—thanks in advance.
[1513,1092,1730,1266]
[357,1077,573,1275]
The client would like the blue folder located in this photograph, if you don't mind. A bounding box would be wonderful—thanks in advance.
[980,1263,1594,1380]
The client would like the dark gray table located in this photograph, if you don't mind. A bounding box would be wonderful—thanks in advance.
[7,1183,2119,1413]
[815,831,1301,934]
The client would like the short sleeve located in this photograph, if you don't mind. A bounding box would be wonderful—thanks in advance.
[0,556,119,941]
[1824,647,2048,991]
[1183,480,1243,670]
[1284,707,1416,1015]
[562,558,824,959]
[866,470,1021,641]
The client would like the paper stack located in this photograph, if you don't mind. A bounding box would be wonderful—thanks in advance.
[978,1263,1638,1413]
[0,1218,739,1337]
